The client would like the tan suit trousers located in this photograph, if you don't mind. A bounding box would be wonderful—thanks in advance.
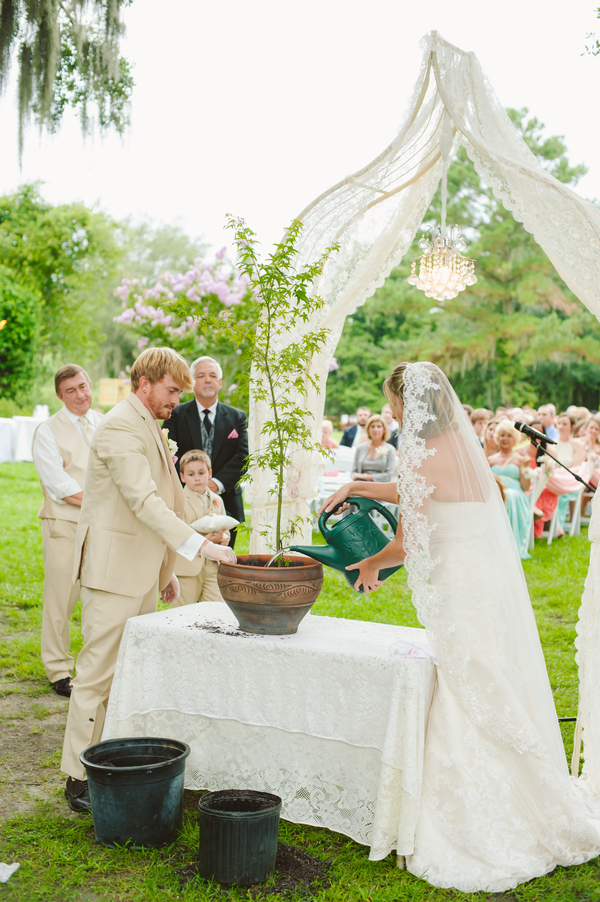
[61,582,158,780]
[172,562,222,607]
[40,518,81,683]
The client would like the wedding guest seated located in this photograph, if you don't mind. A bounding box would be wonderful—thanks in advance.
[483,418,499,458]
[555,412,586,528]
[340,406,370,447]
[462,403,473,418]
[381,403,400,448]
[524,419,558,538]
[522,405,539,422]
[538,403,559,441]
[352,414,397,483]
[580,415,600,489]
[173,450,231,606]
[321,419,340,450]
[470,408,491,446]
[488,419,533,559]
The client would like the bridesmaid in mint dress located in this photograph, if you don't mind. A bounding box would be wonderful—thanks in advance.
[488,419,533,559]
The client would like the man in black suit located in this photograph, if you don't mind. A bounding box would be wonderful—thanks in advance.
[340,406,371,448]
[163,356,248,546]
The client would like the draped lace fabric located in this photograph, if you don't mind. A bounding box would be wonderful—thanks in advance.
[396,363,600,891]
[102,603,437,857]
[576,492,600,792]
[249,30,600,554]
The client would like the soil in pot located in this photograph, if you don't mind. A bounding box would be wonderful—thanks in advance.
[217,554,324,635]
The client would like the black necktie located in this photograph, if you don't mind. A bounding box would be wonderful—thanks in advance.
[203,409,212,434]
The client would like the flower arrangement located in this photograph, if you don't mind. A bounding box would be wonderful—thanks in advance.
[538,455,556,478]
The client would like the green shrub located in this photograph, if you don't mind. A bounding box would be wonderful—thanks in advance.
[0,265,41,404]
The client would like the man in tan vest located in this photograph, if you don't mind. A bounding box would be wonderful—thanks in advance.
[60,347,236,812]
[32,365,104,699]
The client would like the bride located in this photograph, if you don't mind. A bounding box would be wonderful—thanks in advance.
[321,361,600,892]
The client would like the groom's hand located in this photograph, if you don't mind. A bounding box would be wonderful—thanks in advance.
[346,559,383,594]
[160,575,180,604]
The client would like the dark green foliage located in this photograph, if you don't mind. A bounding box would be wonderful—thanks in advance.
[325,111,600,416]
[0,183,122,366]
[0,0,133,157]
[0,266,41,403]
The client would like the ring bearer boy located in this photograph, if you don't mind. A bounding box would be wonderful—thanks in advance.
[173,449,231,606]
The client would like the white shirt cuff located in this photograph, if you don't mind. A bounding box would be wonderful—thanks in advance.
[176,531,206,561]
[212,478,225,494]
[55,477,83,501]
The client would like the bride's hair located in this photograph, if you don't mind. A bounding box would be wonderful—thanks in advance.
[382,363,409,404]
[384,361,457,433]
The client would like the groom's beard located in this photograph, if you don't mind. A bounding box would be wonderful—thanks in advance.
[147,387,177,421]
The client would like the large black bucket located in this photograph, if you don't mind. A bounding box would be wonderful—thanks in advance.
[80,737,190,849]
[198,789,282,885]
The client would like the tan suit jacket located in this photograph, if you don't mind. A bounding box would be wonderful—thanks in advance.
[73,393,194,596]
[175,485,224,578]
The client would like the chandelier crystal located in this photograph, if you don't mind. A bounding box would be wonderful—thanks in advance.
[407,110,477,307]
[407,225,477,303]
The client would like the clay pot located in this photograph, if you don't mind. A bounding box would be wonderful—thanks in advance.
[217,554,324,635]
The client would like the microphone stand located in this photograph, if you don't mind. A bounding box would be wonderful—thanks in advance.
[528,437,596,494]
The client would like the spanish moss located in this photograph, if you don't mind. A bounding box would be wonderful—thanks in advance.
[0,0,133,159]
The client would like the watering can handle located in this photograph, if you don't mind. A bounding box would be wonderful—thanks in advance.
[319,496,399,535]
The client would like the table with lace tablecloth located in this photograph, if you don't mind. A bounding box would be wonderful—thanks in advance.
[102,602,437,860]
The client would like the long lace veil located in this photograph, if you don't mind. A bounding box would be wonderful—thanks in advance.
[397,362,567,771]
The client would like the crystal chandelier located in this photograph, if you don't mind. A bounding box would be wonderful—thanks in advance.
[407,111,477,306]
[407,225,477,303]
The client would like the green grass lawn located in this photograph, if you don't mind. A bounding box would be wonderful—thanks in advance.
[1,462,599,901]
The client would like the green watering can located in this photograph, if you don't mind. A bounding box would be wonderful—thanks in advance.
[289,497,403,593]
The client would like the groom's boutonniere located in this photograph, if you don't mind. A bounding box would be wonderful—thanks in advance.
[227,429,239,439]
[161,428,178,464]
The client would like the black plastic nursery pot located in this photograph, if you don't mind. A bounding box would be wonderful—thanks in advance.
[197,789,282,885]
[80,737,190,849]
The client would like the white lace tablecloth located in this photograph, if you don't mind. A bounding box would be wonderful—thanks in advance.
[103,602,436,859]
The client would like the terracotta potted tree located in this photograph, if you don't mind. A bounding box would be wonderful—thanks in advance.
[202,216,338,634]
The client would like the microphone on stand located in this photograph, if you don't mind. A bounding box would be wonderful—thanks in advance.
[514,421,557,445]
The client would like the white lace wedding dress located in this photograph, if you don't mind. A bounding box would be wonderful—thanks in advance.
[397,363,600,892]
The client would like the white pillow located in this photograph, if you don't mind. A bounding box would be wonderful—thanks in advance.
[191,515,240,533]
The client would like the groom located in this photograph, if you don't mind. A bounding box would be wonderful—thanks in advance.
[163,356,248,545]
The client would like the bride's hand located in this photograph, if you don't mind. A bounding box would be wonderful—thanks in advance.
[319,483,353,515]
[346,559,383,594]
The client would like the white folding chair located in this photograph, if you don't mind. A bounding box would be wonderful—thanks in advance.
[331,446,355,473]
[541,504,561,545]
[581,490,594,526]
[528,469,550,551]
[566,486,584,537]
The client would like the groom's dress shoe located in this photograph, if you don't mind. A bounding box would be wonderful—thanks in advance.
[65,777,91,812]
[51,677,72,698]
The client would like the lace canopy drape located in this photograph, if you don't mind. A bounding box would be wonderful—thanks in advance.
[247,31,600,785]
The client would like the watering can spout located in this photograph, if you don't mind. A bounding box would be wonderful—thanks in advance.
[289,544,345,573]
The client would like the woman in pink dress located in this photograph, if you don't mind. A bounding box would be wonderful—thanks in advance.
[525,420,559,538]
